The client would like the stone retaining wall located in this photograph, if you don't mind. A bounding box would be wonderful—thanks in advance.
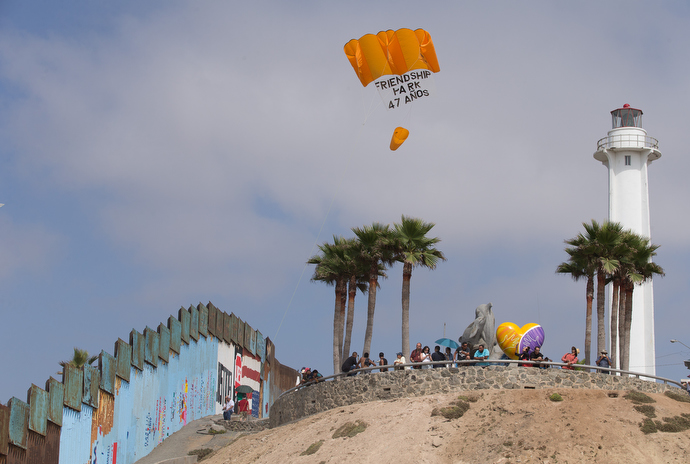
[269,365,675,428]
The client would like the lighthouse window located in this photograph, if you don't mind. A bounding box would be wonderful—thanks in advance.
[625,155,631,166]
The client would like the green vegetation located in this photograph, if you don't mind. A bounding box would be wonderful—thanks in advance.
[549,393,563,402]
[664,390,690,403]
[640,419,657,434]
[432,399,471,419]
[639,413,690,434]
[655,414,690,433]
[332,421,367,438]
[208,428,226,434]
[624,391,655,404]
[458,395,480,403]
[188,448,213,461]
[301,440,324,456]
[58,347,98,373]
[633,405,656,418]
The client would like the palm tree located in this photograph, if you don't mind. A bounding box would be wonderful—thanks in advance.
[391,215,446,359]
[308,236,349,373]
[617,233,664,370]
[556,246,595,366]
[583,220,622,358]
[558,220,622,365]
[58,347,98,374]
[340,238,369,362]
[352,223,395,357]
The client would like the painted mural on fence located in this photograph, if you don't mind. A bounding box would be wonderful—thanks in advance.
[58,336,219,464]
[0,303,298,464]
[216,341,236,414]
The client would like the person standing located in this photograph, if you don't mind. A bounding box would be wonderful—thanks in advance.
[561,346,579,370]
[474,344,490,367]
[596,349,612,374]
[222,395,234,421]
[410,343,423,369]
[444,347,454,367]
[420,346,432,369]
[431,345,445,368]
[379,352,389,372]
[237,395,250,421]
[456,342,471,366]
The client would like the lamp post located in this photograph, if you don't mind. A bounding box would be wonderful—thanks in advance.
[670,340,690,369]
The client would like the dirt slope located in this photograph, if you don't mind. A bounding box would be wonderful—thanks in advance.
[205,388,690,464]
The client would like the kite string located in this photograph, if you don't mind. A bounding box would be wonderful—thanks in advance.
[274,91,378,341]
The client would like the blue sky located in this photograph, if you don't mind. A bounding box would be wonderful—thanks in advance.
[2,1,690,402]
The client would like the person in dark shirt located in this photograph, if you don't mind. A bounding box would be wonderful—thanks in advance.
[456,342,471,366]
[516,346,531,367]
[379,352,389,372]
[342,352,358,375]
[431,345,445,368]
[596,349,612,374]
[530,346,545,368]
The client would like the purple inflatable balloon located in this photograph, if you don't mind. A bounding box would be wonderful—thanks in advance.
[516,324,545,353]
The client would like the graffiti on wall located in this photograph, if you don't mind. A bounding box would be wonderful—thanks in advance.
[217,362,233,405]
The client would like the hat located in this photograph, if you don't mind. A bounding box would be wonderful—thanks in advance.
[397,352,403,356]
[601,350,607,354]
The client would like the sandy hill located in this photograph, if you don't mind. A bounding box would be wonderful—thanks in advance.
[204,388,690,464]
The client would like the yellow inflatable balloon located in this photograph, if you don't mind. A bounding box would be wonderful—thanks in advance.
[344,28,440,151]
[390,127,409,151]
[496,322,545,360]
[344,28,440,88]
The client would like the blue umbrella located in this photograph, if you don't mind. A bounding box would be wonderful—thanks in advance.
[435,338,459,349]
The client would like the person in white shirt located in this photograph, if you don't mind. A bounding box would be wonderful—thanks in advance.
[223,395,235,420]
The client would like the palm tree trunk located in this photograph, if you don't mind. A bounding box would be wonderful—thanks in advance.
[622,282,634,371]
[339,283,347,365]
[584,275,594,367]
[618,284,627,371]
[609,279,620,370]
[401,262,412,359]
[596,270,606,365]
[333,285,343,374]
[342,276,356,361]
[362,271,378,357]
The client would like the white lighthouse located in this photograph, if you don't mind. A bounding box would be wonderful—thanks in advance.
[593,104,661,376]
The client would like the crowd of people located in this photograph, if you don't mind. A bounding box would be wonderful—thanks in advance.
[304,342,630,380]
[338,342,559,374]
[298,367,324,385]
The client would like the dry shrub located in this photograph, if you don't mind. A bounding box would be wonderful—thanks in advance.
[189,448,214,461]
[655,414,690,433]
[639,419,657,434]
[664,390,690,403]
[633,405,656,418]
[624,391,655,404]
[432,399,471,420]
[301,440,324,456]
[332,420,367,438]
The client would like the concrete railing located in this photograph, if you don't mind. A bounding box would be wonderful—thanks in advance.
[269,361,682,428]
